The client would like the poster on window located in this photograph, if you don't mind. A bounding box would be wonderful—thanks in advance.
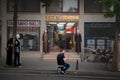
[87,44,95,50]
[97,45,105,50]
[106,40,111,46]
[87,39,95,45]
[97,39,105,45]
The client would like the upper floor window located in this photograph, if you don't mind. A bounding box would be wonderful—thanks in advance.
[46,0,79,13]
[7,0,40,12]
[0,0,1,16]
[84,0,105,13]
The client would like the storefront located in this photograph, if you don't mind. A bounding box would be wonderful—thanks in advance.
[45,15,79,52]
[7,20,40,51]
[84,22,115,51]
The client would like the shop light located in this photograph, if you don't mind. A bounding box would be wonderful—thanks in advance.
[49,22,57,24]
[66,23,75,27]
[58,22,66,25]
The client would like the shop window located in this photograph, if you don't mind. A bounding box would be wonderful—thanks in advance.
[0,0,1,17]
[46,22,78,52]
[84,0,104,13]
[7,20,40,51]
[85,23,115,38]
[63,0,78,12]
[46,0,79,13]
[84,22,115,50]
[46,0,61,12]
[7,0,40,12]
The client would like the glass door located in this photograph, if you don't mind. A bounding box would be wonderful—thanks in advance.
[46,22,77,52]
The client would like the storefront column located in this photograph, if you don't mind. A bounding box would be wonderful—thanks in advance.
[40,3,46,58]
[1,0,7,65]
[1,20,7,65]
[78,21,84,62]
[117,39,120,71]
[40,20,46,58]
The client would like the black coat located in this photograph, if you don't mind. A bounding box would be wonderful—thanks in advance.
[74,33,82,52]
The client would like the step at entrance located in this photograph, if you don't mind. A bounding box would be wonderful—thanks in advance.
[43,52,81,61]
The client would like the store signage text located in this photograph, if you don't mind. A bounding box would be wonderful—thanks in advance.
[17,28,39,32]
[8,20,40,27]
[46,15,79,21]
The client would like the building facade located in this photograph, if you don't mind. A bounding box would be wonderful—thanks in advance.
[0,0,2,60]
[0,0,116,62]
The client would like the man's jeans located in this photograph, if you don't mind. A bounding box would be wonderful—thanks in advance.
[64,62,70,72]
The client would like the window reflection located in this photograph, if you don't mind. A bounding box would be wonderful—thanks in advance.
[46,0,61,12]
[46,0,79,13]
[63,0,78,12]
[84,0,102,13]
[7,0,40,12]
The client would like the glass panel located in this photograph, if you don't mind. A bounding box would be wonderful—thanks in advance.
[85,23,115,38]
[7,0,40,12]
[84,22,115,50]
[24,0,40,12]
[84,0,101,13]
[17,0,24,11]
[7,0,14,11]
[8,27,40,51]
[46,22,77,52]
[0,0,1,16]
[63,0,78,12]
[46,0,61,12]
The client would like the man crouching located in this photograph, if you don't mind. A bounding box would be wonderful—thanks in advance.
[57,49,70,74]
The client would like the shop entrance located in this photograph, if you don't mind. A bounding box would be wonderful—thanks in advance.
[46,22,77,52]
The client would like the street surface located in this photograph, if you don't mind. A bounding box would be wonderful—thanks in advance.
[0,52,120,80]
[0,69,120,80]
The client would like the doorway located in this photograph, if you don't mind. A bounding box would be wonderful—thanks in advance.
[46,22,78,52]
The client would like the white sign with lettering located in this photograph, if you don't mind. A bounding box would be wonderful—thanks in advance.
[7,20,40,27]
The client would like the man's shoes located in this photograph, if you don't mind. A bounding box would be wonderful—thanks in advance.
[60,71,65,74]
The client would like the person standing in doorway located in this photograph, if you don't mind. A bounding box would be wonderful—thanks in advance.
[14,34,21,67]
[74,30,82,54]
[6,34,13,66]
[42,30,49,54]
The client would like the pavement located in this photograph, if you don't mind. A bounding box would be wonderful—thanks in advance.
[0,51,120,77]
